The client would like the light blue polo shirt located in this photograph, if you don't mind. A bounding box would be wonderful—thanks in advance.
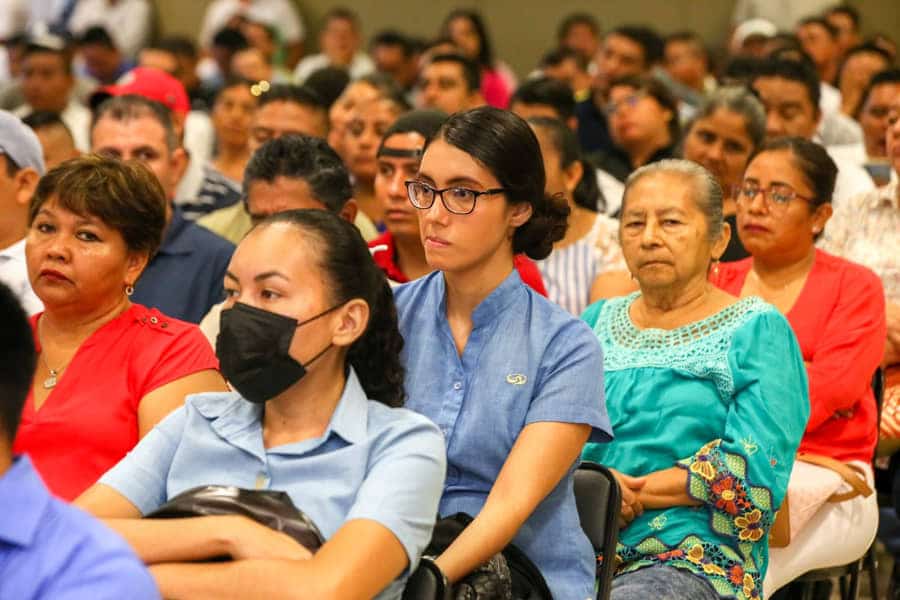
[100,368,446,599]
[394,270,613,600]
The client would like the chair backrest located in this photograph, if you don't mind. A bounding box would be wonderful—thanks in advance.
[402,556,448,600]
[574,462,621,600]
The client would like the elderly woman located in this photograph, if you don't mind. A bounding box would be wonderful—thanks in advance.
[680,86,766,262]
[713,137,886,594]
[582,159,809,599]
[589,76,680,183]
[13,156,226,501]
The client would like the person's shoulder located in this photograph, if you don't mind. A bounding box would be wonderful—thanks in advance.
[367,400,442,440]
[393,271,440,305]
[816,248,883,289]
[129,304,206,339]
[183,218,236,255]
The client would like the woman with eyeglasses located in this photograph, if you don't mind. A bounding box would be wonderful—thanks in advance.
[589,76,680,184]
[394,106,612,598]
[712,137,886,595]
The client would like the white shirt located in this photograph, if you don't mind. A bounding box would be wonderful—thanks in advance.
[0,238,42,316]
[596,168,624,217]
[14,100,91,152]
[199,0,305,48]
[176,110,215,203]
[827,149,877,209]
[67,0,151,58]
[293,53,374,84]
[732,0,832,30]
[0,0,29,41]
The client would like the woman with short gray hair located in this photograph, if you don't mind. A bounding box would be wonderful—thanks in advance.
[581,160,809,599]
[681,86,766,262]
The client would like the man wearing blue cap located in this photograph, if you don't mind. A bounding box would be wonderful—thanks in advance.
[0,110,43,315]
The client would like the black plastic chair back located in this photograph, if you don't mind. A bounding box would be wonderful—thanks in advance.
[574,462,621,600]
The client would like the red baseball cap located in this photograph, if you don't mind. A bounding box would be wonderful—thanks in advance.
[90,67,191,116]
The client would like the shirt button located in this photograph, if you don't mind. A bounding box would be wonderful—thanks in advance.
[453,382,462,391]
[150,316,159,324]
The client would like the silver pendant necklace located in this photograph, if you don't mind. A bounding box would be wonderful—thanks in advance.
[39,353,67,390]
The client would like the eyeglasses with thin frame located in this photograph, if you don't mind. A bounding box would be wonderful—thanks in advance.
[605,90,648,116]
[404,181,506,215]
[737,180,815,210]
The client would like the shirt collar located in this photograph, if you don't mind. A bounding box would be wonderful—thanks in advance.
[156,208,194,256]
[0,456,51,547]
[191,368,370,456]
[0,237,26,259]
[434,269,524,328]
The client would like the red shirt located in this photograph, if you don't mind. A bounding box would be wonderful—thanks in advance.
[14,304,219,500]
[713,250,886,463]
[369,231,547,296]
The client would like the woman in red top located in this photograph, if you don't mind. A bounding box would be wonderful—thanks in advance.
[14,156,226,501]
[712,137,886,594]
[369,109,547,295]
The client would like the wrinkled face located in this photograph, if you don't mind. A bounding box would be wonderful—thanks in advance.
[447,16,481,60]
[619,172,718,291]
[321,17,359,63]
[91,115,183,198]
[26,198,146,311]
[736,150,829,260]
[212,84,257,149]
[342,99,400,184]
[796,23,839,69]
[596,34,647,92]
[22,52,72,112]
[246,176,328,226]
[682,108,755,194]
[607,84,672,149]
[860,82,900,159]
[250,100,327,151]
[419,61,474,114]
[561,23,599,61]
[752,76,819,139]
[663,40,707,89]
[374,132,425,239]
[413,138,530,274]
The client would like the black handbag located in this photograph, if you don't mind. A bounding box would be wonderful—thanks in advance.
[145,485,325,553]
[424,513,552,600]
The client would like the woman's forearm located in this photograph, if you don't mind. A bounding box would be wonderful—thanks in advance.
[102,516,237,564]
[150,560,325,600]
[635,467,700,510]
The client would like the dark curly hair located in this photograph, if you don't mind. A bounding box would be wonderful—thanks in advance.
[429,106,569,260]
[260,209,405,407]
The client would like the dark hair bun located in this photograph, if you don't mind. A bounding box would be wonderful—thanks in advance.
[513,193,569,260]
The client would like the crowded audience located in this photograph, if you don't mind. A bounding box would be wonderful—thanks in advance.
[1,2,898,598]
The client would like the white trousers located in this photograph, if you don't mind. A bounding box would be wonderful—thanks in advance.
[763,462,879,596]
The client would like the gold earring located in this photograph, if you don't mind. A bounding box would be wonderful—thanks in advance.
[712,260,720,278]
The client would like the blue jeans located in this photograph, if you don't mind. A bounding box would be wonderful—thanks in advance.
[611,565,720,600]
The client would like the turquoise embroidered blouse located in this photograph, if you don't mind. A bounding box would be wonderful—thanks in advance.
[581,293,809,600]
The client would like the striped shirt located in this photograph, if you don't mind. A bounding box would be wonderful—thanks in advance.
[538,214,626,315]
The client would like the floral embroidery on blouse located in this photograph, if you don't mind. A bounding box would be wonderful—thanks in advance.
[678,439,776,544]
[616,535,761,600]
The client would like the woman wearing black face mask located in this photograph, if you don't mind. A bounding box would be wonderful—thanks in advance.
[76,210,447,600]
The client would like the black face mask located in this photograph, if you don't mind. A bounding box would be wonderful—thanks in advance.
[216,302,341,404]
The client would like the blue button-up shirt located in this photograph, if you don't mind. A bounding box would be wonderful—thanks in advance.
[133,207,235,323]
[394,270,612,600]
[0,455,159,600]
[100,369,446,600]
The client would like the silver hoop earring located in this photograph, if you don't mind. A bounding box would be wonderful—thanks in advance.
[125,284,134,297]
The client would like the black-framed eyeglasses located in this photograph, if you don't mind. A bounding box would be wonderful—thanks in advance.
[737,181,815,210]
[404,181,506,215]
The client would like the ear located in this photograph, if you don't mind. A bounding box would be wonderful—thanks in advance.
[711,219,732,261]
[811,202,833,235]
[508,201,533,229]
[340,198,359,224]
[563,160,583,195]
[169,147,189,194]
[124,250,150,288]
[565,116,578,131]
[13,167,40,207]
[330,298,369,348]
